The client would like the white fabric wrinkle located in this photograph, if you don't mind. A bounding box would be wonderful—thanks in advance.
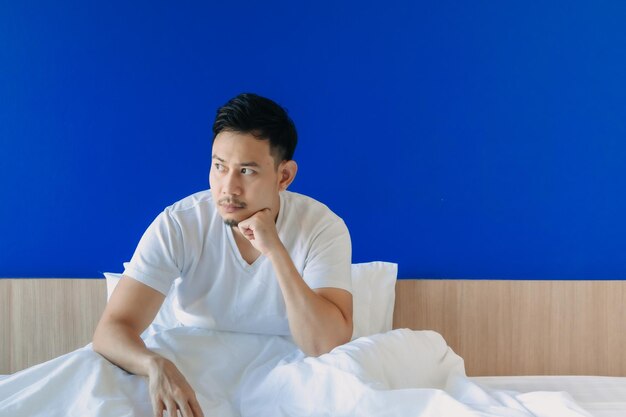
[0,328,593,417]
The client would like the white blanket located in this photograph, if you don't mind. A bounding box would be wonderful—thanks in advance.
[0,328,591,417]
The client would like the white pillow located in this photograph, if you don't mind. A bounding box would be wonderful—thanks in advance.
[104,261,398,340]
[350,261,398,340]
[103,272,179,336]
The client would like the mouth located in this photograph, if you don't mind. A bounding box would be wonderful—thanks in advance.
[223,204,244,213]
[218,198,246,214]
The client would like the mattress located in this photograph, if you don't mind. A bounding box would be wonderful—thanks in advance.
[472,376,626,417]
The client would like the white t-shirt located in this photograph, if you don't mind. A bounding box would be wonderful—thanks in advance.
[123,190,352,336]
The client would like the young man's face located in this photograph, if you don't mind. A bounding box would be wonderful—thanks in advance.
[209,130,283,227]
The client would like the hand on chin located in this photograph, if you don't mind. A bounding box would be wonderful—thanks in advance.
[236,208,280,255]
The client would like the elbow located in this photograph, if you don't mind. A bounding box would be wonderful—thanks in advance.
[304,345,330,358]
[92,341,104,356]
[91,317,125,355]
[305,338,348,357]
[304,321,353,357]
[91,324,106,355]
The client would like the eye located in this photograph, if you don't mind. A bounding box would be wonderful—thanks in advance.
[241,168,256,175]
[214,163,226,172]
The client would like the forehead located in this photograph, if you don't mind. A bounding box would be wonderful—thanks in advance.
[212,131,274,164]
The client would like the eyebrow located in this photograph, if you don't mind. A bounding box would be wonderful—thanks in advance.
[212,155,260,167]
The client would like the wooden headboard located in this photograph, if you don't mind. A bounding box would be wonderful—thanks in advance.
[393,279,626,376]
[2,278,625,376]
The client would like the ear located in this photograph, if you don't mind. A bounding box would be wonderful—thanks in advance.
[278,160,298,191]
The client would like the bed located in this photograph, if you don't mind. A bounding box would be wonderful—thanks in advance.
[1,275,625,416]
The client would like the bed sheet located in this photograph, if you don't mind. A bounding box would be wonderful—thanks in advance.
[0,328,594,417]
[473,376,626,417]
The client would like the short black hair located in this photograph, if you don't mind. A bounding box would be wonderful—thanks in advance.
[212,93,298,162]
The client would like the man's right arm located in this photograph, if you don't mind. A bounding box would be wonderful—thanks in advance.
[92,276,204,417]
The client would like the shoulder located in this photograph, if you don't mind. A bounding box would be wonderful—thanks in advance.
[280,191,349,242]
[160,190,221,232]
[166,189,215,213]
[281,191,344,224]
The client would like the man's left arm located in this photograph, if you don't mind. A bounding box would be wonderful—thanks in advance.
[268,245,353,356]
[238,209,353,356]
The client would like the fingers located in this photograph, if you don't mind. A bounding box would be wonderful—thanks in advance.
[179,402,192,417]
[189,397,205,417]
[163,394,202,417]
[237,208,272,237]
[164,400,177,417]
[153,401,164,417]
[180,399,204,417]
[155,401,202,417]
[237,218,252,235]
[240,226,255,240]
[148,358,205,417]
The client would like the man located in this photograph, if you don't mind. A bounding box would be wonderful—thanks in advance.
[92,93,353,417]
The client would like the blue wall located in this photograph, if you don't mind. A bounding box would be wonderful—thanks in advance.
[2,2,625,279]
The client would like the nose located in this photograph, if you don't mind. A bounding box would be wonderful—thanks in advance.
[222,171,242,196]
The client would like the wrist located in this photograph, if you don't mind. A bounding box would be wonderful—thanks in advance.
[144,352,168,376]
[265,242,289,263]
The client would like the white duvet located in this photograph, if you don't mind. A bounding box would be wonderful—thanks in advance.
[0,328,591,417]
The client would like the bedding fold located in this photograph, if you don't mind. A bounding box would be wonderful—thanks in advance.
[240,329,591,417]
[0,328,592,417]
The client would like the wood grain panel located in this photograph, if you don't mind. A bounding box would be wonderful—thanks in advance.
[393,279,626,376]
[0,280,12,375]
[7,279,107,374]
[4,278,625,377]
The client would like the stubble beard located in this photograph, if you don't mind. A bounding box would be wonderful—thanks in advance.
[224,218,239,227]
[218,197,246,228]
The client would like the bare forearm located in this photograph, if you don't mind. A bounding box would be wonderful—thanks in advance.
[92,322,162,376]
[268,246,352,356]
